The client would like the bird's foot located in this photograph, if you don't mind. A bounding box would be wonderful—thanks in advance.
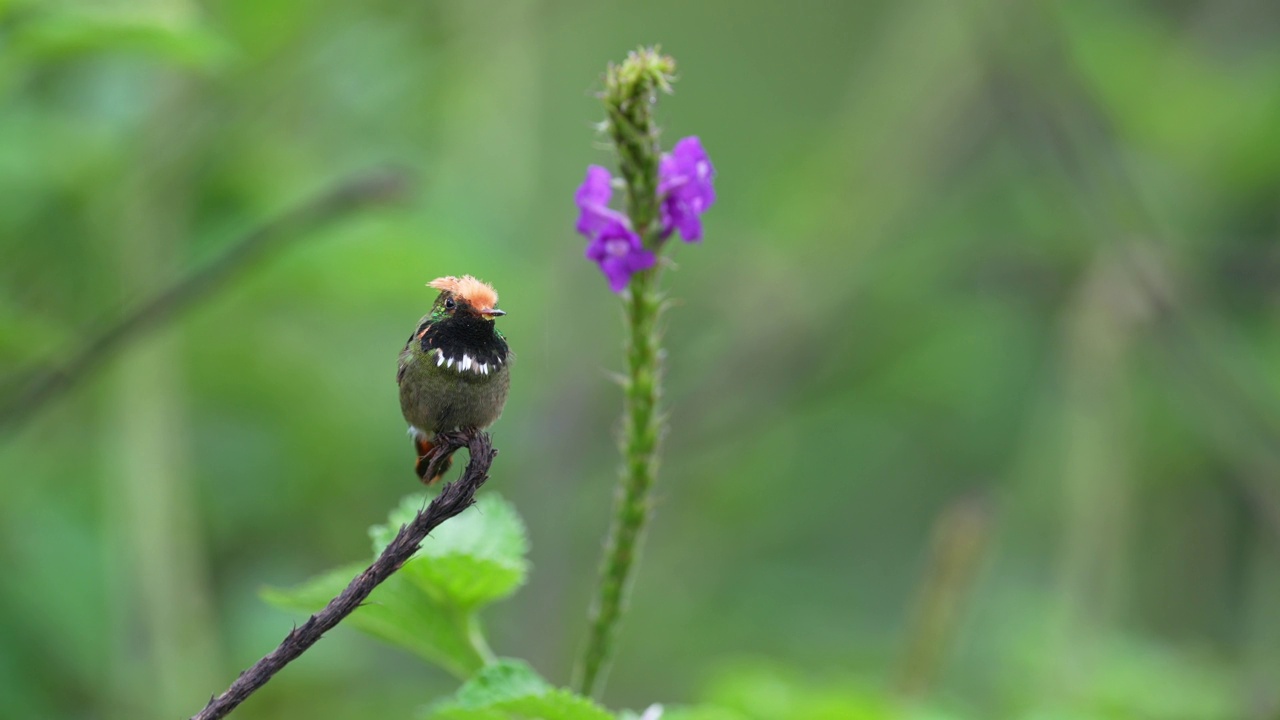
[414,428,478,485]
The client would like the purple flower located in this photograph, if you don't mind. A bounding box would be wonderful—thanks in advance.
[575,165,629,238]
[584,223,656,293]
[575,165,656,292]
[658,136,716,242]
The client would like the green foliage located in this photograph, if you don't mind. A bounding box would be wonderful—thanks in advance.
[263,491,528,678]
[427,659,614,720]
[1017,638,1241,720]
[1085,642,1238,719]
[370,492,530,610]
[6,7,232,70]
[700,663,966,720]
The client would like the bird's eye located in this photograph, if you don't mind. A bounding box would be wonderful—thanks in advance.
[444,297,456,311]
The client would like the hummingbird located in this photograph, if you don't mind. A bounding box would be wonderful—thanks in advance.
[397,275,511,483]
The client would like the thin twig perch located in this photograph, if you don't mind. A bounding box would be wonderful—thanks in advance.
[189,430,495,720]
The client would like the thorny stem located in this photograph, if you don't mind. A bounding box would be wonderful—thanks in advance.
[575,47,674,699]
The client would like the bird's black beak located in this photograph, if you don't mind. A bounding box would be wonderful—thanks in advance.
[480,308,506,319]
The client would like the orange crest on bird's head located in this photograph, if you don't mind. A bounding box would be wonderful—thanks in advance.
[427,275,499,310]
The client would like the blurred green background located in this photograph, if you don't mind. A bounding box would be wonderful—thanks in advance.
[4,0,1280,718]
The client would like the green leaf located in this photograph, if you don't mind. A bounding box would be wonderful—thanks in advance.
[262,491,529,677]
[371,492,530,609]
[702,662,969,720]
[13,13,234,71]
[427,659,614,720]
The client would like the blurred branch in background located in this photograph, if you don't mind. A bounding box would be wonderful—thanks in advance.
[969,0,1280,543]
[895,493,993,698]
[962,0,1280,530]
[967,2,1280,711]
[190,430,497,720]
[1049,250,1143,698]
[0,166,411,435]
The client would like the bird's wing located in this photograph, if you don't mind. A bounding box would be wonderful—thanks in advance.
[397,314,432,384]
[396,331,416,385]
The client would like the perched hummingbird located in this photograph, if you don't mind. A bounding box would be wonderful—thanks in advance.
[397,275,511,483]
